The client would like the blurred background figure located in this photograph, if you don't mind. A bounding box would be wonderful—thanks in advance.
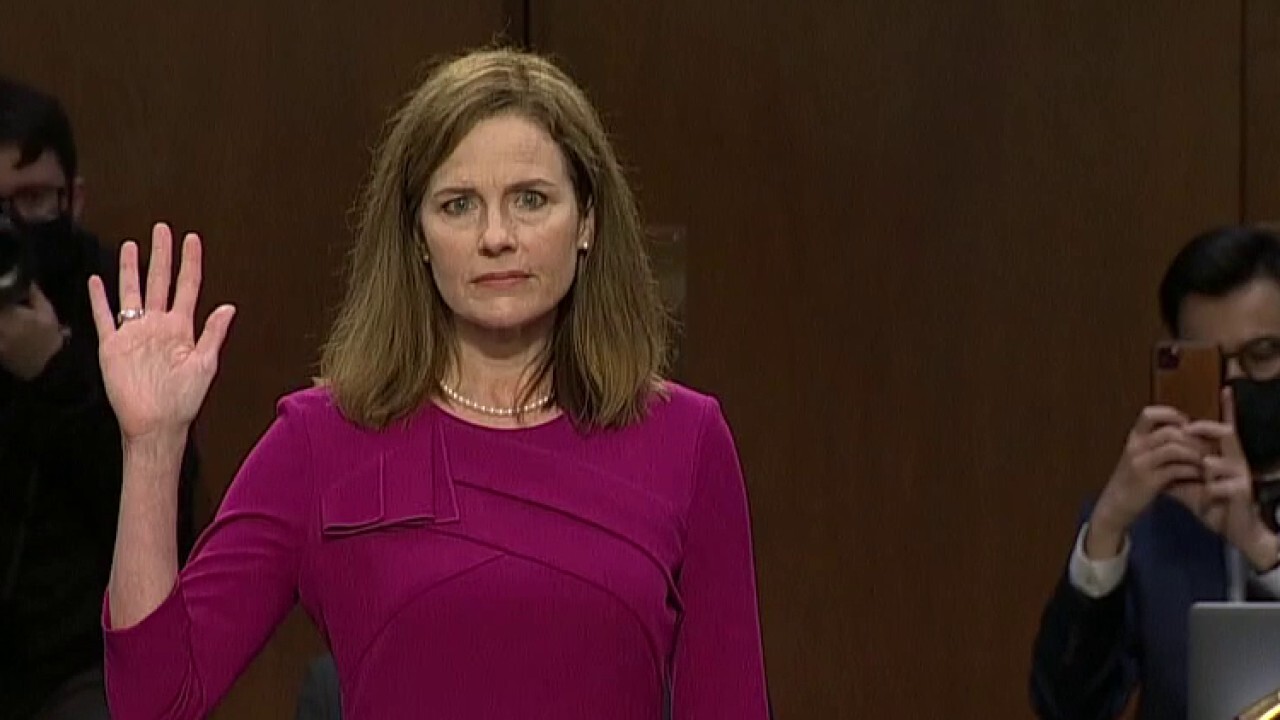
[0,77,199,720]
[1031,227,1280,720]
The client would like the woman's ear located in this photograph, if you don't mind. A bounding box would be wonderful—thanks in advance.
[577,206,595,252]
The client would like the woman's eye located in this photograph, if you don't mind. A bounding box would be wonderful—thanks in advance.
[514,190,547,210]
[442,197,475,216]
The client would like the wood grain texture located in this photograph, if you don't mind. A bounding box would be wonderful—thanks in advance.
[1246,0,1280,223]
[533,2,1241,716]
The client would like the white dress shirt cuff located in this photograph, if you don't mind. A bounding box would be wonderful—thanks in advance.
[1068,523,1130,599]
[1253,559,1280,599]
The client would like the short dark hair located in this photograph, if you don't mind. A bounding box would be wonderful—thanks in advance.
[1158,226,1280,335]
[0,77,78,182]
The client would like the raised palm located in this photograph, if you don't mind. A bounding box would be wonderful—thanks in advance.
[88,223,236,441]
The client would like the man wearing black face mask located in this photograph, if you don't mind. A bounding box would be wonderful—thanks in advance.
[0,78,200,720]
[1030,226,1280,720]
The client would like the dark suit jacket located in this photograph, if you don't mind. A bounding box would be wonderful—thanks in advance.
[1030,495,1230,720]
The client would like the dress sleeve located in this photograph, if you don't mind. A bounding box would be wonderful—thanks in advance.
[103,399,315,719]
[671,398,770,718]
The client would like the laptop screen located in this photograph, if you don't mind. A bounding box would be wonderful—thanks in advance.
[1189,602,1280,720]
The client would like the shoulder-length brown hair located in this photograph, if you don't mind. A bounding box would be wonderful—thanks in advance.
[319,47,670,430]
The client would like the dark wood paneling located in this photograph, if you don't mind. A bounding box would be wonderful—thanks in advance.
[534,3,1241,717]
[1246,0,1280,223]
[2,3,510,717]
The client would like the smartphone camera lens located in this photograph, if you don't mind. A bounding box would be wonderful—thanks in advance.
[1158,345,1180,370]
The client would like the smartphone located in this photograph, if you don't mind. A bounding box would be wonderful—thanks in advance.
[1151,341,1223,421]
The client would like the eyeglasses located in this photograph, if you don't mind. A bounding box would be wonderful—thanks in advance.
[1224,336,1280,381]
[0,185,67,224]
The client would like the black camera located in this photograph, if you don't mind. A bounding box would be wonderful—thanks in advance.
[0,224,36,307]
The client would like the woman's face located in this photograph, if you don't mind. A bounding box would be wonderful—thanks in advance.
[419,113,592,340]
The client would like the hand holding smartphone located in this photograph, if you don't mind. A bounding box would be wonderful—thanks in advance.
[1152,341,1224,421]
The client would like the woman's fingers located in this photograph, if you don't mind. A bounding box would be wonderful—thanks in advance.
[144,223,174,313]
[171,232,203,320]
[118,239,143,313]
[195,304,237,362]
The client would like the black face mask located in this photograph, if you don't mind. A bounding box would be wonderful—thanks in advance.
[1229,377,1280,471]
[19,213,88,299]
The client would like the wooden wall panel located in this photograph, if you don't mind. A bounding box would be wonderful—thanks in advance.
[1246,0,1280,224]
[534,3,1242,716]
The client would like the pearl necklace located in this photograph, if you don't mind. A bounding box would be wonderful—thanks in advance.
[439,381,551,417]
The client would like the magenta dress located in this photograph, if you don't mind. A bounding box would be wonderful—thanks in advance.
[102,383,769,719]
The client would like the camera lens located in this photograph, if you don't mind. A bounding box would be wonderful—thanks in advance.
[0,228,33,307]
